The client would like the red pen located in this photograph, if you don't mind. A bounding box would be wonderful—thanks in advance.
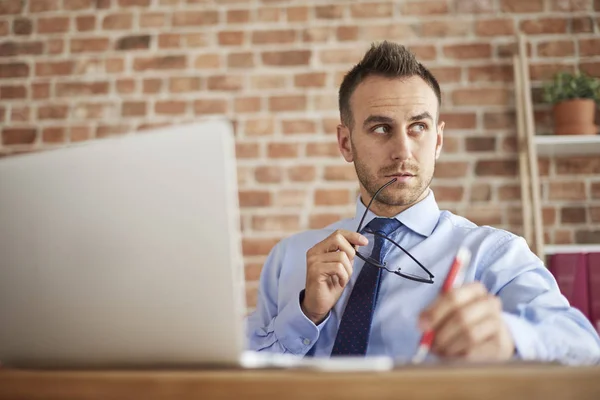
[412,246,472,364]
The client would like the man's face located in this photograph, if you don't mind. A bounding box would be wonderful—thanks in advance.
[337,75,444,209]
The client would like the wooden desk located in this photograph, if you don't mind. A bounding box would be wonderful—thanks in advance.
[1,364,600,400]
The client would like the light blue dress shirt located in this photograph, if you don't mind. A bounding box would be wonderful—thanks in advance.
[246,191,600,365]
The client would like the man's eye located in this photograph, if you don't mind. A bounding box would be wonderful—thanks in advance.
[372,125,389,134]
[410,123,427,134]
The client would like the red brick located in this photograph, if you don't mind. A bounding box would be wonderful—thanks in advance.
[281,119,316,135]
[421,20,471,37]
[439,112,476,129]
[96,124,131,138]
[2,128,37,145]
[105,58,125,74]
[315,5,344,19]
[314,189,350,206]
[402,0,448,14]
[155,33,176,48]
[580,62,600,77]
[133,55,186,71]
[64,0,92,9]
[576,230,600,244]
[70,38,109,53]
[294,72,327,88]
[56,81,109,97]
[579,38,600,57]
[41,127,65,143]
[38,104,68,120]
[29,0,58,13]
[218,31,245,46]
[443,43,491,59]
[309,213,344,229]
[252,215,299,232]
[70,126,92,142]
[484,112,516,130]
[252,29,296,44]
[122,101,146,117]
[303,27,334,43]
[235,97,260,113]
[1,0,24,14]
[529,64,575,81]
[140,12,166,28]
[409,45,437,61]
[118,0,150,6]
[572,16,594,33]
[257,7,281,22]
[322,118,339,134]
[362,24,418,41]
[169,77,201,93]
[0,84,26,99]
[432,186,464,202]
[591,206,600,223]
[0,41,43,57]
[470,184,492,201]
[453,88,509,106]
[262,50,311,66]
[287,6,308,22]
[155,101,186,115]
[227,9,250,23]
[288,165,317,182]
[244,118,274,137]
[116,79,135,94]
[242,238,279,256]
[556,157,600,175]
[76,15,96,31]
[37,17,70,33]
[456,0,496,13]
[475,18,514,36]
[251,74,286,89]
[207,75,243,91]
[35,61,72,77]
[468,65,512,82]
[253,166,282,184]
[239,190,272,208]
[102,13,133,30]
[172,11,219,26]
[548,182,586,201]
[554,229,574,244]
[475,159,517,176]
[550,0,591,11]
[32,83,49,99]
[337,26,358,41]
[228,52,254,69]
[537,40,575,57]
[268,143,299,158]
[10,106,31,122]
[194,54,221,69]
[116,35,151,51]
[12,18,32,35]
[466,137,496,152]
[465,206,502,226]
[319,48,363,65]
[323,165,355,181]
[350,2,392,18]
[268,95,306,112]
[306,141,340,158]
[143,78,162,94]
[429,67,461,83]
[236,142,260,159]
[434,161,470,178]
[501,0,543,12]
[520,18,568,34]
[561,207,587,224]
[193,99,228,115]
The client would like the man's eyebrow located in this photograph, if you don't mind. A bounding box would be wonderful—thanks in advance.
[362,115,396,129]
[408,112,434,122]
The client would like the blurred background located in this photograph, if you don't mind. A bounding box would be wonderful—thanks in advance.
[0,0,599,308]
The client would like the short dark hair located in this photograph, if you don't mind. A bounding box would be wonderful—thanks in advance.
[338,41,441,129]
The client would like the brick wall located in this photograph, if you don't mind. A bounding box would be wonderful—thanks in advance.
[1,0,599,307]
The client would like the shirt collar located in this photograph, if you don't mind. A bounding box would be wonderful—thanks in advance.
[353,189,440,238]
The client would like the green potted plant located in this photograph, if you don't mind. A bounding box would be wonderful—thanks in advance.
[543,71,600,135]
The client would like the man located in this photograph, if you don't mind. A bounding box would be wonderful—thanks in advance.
[246,41,600,364]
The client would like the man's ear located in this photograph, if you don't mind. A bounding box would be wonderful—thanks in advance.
[435,121,444,160]
[337,124,353,162]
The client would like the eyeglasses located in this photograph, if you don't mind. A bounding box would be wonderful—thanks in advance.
[354,178,435,284]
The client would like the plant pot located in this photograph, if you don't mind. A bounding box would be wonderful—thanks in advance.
[552,99,598,135]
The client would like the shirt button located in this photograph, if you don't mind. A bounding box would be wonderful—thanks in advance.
[303,338,311,346]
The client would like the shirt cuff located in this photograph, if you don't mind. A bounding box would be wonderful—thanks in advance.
[272,290,330,355]
[502,311,540,360]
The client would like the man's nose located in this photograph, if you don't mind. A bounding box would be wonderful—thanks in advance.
[390,132,411,162]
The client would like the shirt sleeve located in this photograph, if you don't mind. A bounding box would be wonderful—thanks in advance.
[479,234,600,365]
[245,239,330,355]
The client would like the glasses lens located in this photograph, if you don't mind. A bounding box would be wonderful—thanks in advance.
[356,231,431,281]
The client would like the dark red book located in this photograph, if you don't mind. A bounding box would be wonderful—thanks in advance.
[548,253,590,319]
[587,253,600,334]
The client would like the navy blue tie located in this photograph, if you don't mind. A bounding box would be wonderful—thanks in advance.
[331,217,402,356]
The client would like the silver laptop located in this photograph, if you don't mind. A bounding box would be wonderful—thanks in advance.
[0,120,248,368]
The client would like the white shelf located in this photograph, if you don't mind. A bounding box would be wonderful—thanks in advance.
[545,244,600,255]
[535,135,600,156]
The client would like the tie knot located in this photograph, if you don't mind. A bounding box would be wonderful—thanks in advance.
[364,217,401,236]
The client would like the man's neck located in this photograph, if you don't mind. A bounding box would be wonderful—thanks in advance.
[360,188,430,218]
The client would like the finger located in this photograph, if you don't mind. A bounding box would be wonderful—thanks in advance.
[420,282,488,331]
[316,261,350,287]
[313,251,353,279]
[433,295,500,353]
[311,230,368,255]
[442,316,499,358]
